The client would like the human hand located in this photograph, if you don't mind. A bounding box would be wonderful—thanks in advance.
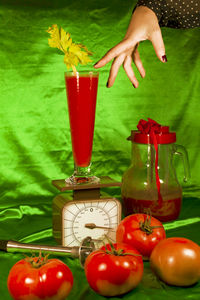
[94,6,167,88]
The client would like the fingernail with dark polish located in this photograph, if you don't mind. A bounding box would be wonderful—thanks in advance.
[162,55,168,62]
[94,61,99,67]
[106,82,109,88]
[133,84,136,88]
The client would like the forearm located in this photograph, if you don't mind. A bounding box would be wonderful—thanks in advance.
[135,0,200,29]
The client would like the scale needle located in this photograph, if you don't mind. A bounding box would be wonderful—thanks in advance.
[85,223,113,230]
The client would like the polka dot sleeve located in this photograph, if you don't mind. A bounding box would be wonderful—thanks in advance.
[135,0,200,28]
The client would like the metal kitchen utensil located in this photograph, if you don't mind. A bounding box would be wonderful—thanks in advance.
[0,236,95,267]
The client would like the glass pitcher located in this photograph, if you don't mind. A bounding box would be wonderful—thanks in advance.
[121,119,190,222]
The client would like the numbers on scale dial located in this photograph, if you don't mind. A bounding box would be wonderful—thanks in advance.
[63,200,119,247]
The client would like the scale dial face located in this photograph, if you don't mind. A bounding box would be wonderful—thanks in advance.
[63,198,121,247]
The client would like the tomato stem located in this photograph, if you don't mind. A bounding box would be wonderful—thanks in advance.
[25,251,49,268]
[104,235,141,257]
[139,214,163,235]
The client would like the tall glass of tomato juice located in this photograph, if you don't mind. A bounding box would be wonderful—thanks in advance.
[64,71,99,184]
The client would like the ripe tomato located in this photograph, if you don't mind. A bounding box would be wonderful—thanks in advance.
[84,243,143,297]
[7,256,73,300]
[116,213,166,259]
[150,237,200,286]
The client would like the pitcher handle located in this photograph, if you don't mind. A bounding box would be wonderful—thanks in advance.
[173,144,190,182]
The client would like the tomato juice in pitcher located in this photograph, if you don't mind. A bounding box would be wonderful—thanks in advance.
[121,119,190,222]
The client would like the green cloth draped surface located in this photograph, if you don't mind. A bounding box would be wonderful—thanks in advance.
[0,0,199,299]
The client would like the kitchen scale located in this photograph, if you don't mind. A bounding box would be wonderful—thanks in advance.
[52,176,122,248]
[52,71,122,248]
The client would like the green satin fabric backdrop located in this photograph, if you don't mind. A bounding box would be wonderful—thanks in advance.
[0,0,199,299]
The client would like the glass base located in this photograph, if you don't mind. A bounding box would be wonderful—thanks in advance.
[65,163,100,185]
[65,175,100,185]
